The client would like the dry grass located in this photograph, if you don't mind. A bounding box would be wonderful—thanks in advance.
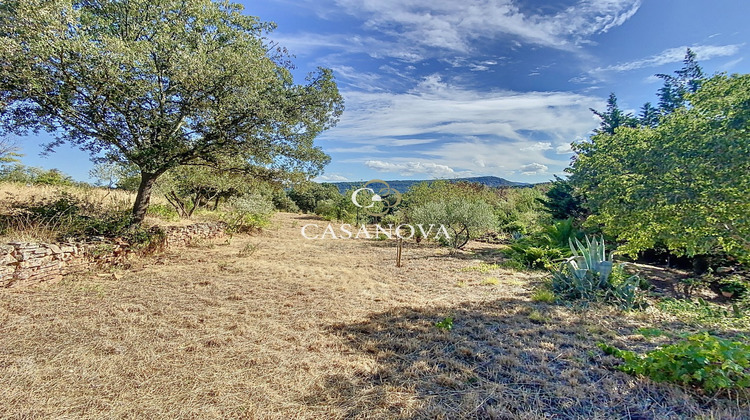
[0,182,197,242]
[0,182,136,214]
[0,213,747,419]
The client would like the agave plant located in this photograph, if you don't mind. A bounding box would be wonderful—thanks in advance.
[552,235,642,308]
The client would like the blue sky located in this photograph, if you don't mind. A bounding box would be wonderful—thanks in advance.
[12,0,750,184]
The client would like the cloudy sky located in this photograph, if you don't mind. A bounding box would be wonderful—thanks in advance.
[16,0,750,183]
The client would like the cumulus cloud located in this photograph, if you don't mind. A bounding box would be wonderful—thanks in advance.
[365,160,467,178]
[521,142,553,151]
[316,174,349,182]
[555,143,574,154]
[519,163,549,175]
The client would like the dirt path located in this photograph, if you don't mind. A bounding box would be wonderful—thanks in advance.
[0,213,743,419]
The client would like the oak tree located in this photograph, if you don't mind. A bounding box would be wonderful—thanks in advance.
[0,0,343,224]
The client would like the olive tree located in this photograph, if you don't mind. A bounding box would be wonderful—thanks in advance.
[411,199,496,250]
[0,0,343,224]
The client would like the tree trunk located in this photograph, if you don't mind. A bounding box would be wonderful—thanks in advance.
[131,171,159,226]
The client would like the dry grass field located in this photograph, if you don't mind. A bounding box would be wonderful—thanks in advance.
[1,213,748,419]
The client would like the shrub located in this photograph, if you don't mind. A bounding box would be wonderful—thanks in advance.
[0,192,163,249]
[551,236,643,309]
[531,288,556,303]
[503,219,583,270]
[146,203,180,222]
[222,193,274,234]
[506,244,564,270]
[719,275,749,299]
[410,198,496,250]
[599,332,750,395]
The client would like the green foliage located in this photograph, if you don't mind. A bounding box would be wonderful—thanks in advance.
[656,48,704,114]
[0,0,343,224]
[411,198,496,250]
[719,275,750,298]
[313,189,360,224]
[503,218,583,270]
[288,183,341,213]
[0,192,161,247]
[570,73,750,264]
[551,236,643,308]
[590,92,638,135]
[599,332,750,394]
[495,187,552,235]
[89,163,140,191]
[220,193,275,234]
[146,203,180,222]
[531,287,556,303]
[0,137,21,164]
[460,263,501,273]
[0,164,76,186]
[506,244,564,270]
[271,190,300,213]
[658,298,748,329]
[435,317,454,331]
[156,165,256,218]
[537,176,587,220]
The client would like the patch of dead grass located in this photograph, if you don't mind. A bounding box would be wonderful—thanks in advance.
[0,213,747,419]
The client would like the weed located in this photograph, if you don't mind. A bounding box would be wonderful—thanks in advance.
[435,317,454,331]
[237,242,260,258]
[460,263,500,273]
[599,333,750,395]
[657,298,748,330]
[481,277,500,286]
[531,288,556,303]
[527,309,548,324]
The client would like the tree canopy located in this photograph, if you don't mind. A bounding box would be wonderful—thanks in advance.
[0,0,343,224]
[570,73,750,263]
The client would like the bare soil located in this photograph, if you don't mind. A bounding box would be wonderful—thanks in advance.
[0,213,747,419]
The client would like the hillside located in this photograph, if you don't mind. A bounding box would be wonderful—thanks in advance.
[328,176,531,194]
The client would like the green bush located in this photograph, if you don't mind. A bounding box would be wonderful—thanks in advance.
[506,244,564,270]
[146,203,180,221]
[0,164,76,186]
[719,275,749,299]
[222,193,274,234]
[410,198,496,250]
[599,332,750,394]
[657,298,748,329]
[503,219,584,270]
[551,236,643,309]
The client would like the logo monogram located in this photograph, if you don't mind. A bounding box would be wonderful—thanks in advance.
[351,179,402,217]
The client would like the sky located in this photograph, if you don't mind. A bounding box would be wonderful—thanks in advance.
[11,0,750,184]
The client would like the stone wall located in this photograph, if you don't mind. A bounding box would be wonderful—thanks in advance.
[1,222,226,288]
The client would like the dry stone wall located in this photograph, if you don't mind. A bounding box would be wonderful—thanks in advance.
[1,222,226,288]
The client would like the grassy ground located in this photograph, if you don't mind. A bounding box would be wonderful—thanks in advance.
[0,213,748,419]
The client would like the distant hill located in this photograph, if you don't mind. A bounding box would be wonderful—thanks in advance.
[327,176,531,194]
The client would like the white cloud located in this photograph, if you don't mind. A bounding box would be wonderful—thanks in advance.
[324,75,602,144]
[316,174,349,182]
[278,0,642,61]
[365,160,467,178]
[593,44,743,73]
[521,142,553,151]
[317,75,601,181]
[555,143,574,154]
[519,163,548,175]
